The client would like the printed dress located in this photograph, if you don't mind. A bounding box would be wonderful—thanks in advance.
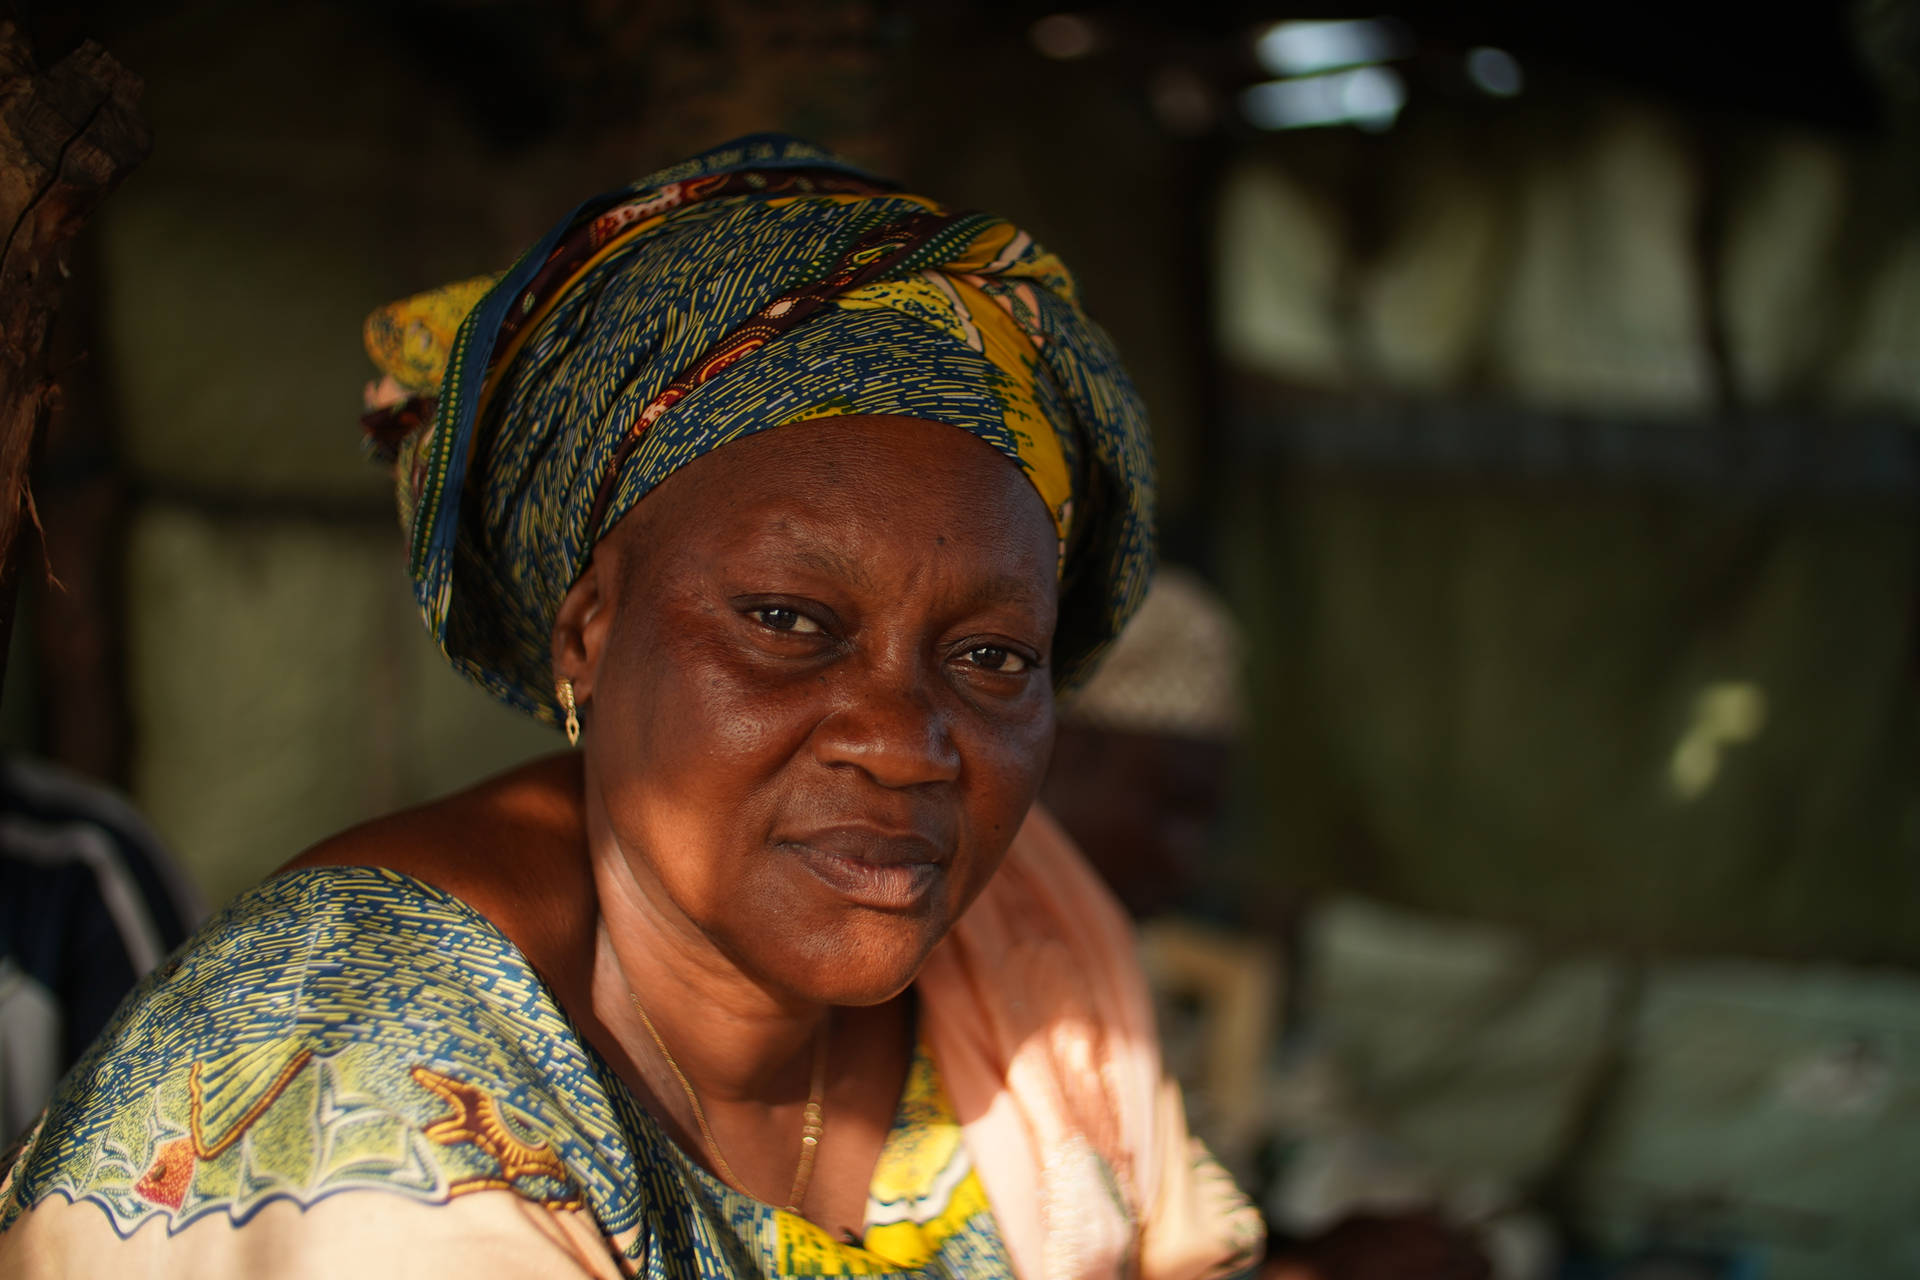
[0,867,1012,1277]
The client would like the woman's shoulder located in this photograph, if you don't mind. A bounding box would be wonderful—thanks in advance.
[287,752,599,994]
[288,753,589,914]
[0,761,631,1247]
[22,861,539,1101]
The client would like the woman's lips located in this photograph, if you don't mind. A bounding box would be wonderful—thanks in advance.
[781,827,946,910]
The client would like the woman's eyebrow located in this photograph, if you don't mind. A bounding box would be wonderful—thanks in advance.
[969,572,1055,612]
[770,540,1050,615]
[785,542,876,592]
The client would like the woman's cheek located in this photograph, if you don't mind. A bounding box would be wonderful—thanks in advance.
[973,715,1054,845]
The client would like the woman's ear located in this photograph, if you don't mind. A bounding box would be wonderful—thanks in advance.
[550,554,613,705]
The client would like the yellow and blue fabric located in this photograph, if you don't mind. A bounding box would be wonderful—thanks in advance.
[0,866,1013,1278]
[362,133,1155,729]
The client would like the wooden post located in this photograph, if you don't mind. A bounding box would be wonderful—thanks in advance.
[0,24,148,700]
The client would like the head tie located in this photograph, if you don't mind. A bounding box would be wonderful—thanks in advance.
[362,135,1156,726]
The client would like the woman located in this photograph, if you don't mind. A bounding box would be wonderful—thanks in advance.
[0,135,1262,1278]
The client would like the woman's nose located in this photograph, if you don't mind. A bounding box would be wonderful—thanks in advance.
[812,660,963,788]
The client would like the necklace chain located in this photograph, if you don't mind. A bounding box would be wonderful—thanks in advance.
[626,989,829,1215]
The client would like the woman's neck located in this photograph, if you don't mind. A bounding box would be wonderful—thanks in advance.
[583,805,914,1234]
[588,852,828,1104]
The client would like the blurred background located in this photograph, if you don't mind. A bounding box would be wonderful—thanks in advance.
[3,0,1917,1276]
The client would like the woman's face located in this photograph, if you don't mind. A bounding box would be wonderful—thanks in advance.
[560,416,1059,1006]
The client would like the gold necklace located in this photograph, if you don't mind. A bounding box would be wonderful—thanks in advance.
[626,989,828,1215]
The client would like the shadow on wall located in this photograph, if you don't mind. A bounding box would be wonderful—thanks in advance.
[1212,94,1919,967]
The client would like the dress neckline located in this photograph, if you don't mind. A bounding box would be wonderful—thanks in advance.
[265,864,947,1250]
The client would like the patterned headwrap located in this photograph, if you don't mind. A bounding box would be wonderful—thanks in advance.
[363,135,1155,728]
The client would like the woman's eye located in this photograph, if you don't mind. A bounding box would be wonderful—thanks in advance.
[752,607,821,634]
[965,646,1029,674]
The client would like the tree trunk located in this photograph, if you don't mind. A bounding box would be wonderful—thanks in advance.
[0,24,148,698]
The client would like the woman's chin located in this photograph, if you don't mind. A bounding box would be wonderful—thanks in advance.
[754,917,945,1008]
[803,970,921,1008]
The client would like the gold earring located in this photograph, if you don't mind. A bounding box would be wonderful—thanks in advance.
[557,678,580,747]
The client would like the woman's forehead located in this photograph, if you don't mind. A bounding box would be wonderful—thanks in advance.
[608,416,1058,588]
[645,415,1039,512]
